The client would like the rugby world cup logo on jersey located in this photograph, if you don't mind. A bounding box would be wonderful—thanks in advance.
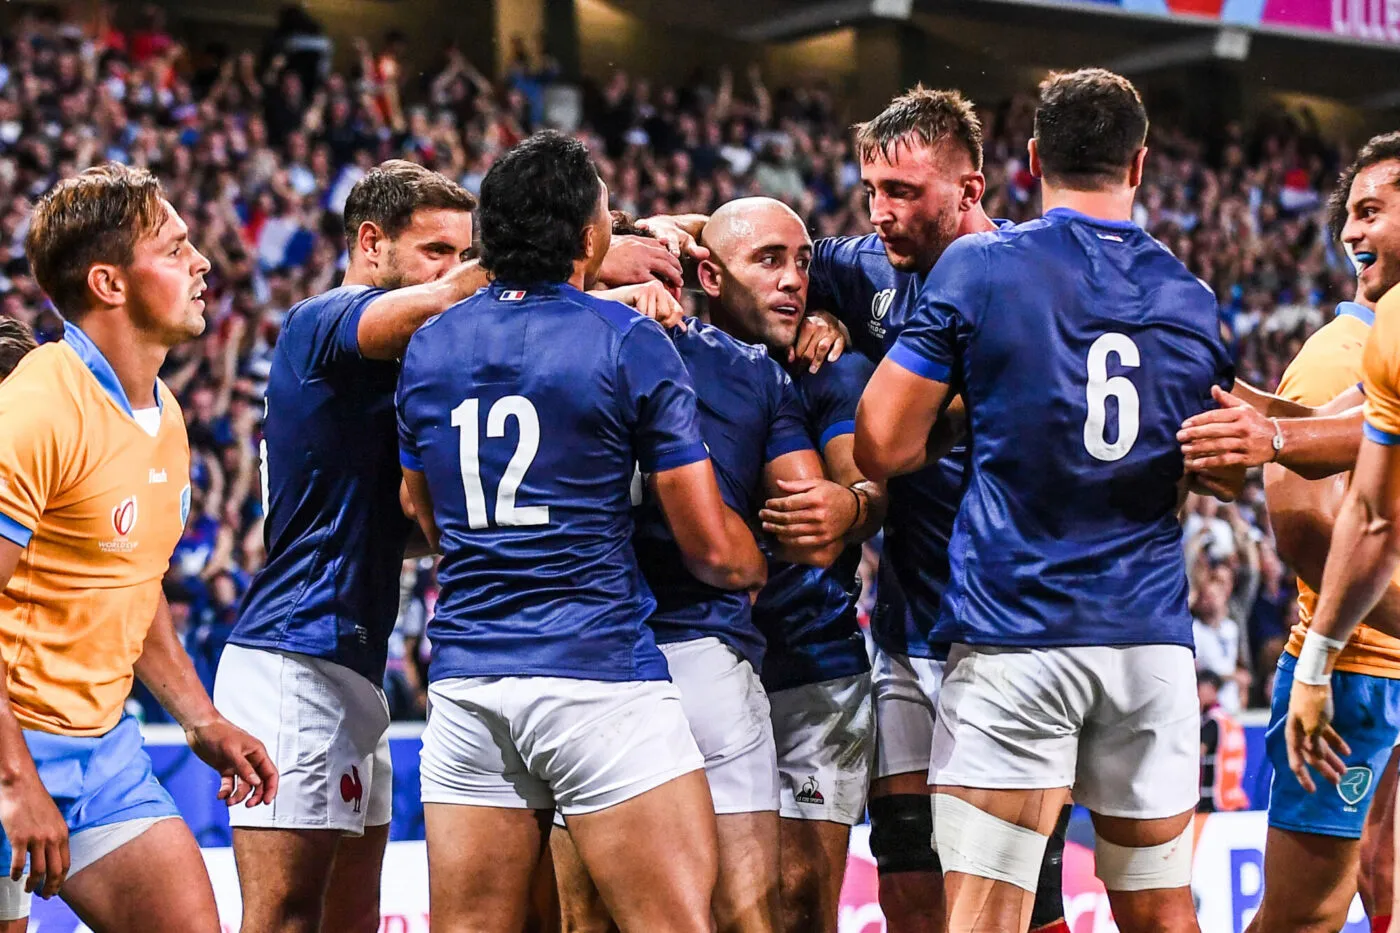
[868,288,895,341]
[101,495,139,553]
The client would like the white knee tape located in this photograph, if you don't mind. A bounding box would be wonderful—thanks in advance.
[0,876,30,921]
[1093,823,1194,891]
[933,794,1049,893]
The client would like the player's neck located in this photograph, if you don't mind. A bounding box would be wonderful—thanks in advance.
[72,313,166,409]
[1040,184,1136,224]
[960,204,998,237]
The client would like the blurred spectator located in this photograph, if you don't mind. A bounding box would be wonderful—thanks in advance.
[1199,671,1250,812]
[1193,559,1248,713]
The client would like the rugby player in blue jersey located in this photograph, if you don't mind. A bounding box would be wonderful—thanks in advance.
[857,69,1234,933]
[399,131,768,933]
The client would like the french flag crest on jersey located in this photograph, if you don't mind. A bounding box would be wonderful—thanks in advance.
[501,290,527,301]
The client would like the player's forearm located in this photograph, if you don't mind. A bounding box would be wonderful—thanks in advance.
[646,213,708,239]
[1309,489,1400,650]
[845,481,887,545]
[358,259,489,361]
[0,660,41,788]
[1273,411,1363,479]
[1232,379,1316,419]
[691,508,768,592]
[133,596,220,731]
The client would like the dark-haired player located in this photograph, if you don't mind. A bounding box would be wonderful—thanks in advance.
[399,130,767,933]
[0,164,276,931]
[857,69,1232,933]
[0,319,35,380]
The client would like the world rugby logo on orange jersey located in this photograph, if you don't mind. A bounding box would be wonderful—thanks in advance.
[111,496,138,538]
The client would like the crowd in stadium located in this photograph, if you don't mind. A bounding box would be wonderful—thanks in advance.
[0,3,1361,722]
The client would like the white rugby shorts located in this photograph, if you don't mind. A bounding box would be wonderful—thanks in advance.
[420,674,703,815]
[661,637,780,814]
[930,644,1200,819]
[769,672,874,825]
[871,648,945,781]
[215,645,392,834]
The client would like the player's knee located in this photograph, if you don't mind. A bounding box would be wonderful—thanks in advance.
[1093,822,1192,893]
[868,794,939,875]
[1030,806,1070,929]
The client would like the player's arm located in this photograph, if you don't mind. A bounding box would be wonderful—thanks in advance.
[855,364,951,481]
[134,594,278,808]
[0,540,67,898]
[356,259,490,361]
[653,462,767,594]
[1179,384,1364,480]
[402,468,439,553]
[762,449,842,569]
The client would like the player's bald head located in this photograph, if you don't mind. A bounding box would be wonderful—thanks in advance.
[701,198,808,268]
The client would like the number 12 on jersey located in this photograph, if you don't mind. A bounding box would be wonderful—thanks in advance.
[452,396,549,529]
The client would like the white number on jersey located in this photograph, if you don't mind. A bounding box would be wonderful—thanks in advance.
[452,396,550,529]
[259,398,271,516]
[1083,333,1141,462]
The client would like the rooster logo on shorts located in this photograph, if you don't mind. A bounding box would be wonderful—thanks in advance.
[340,765,364,813]
[795,777,824,805]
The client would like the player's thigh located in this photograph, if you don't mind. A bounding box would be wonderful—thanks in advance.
[1244,826,1360,932]
[550,824,616,933]
[62,817,219,933]
[1360,744,1400,919]
[1073,645,1199,821]
[426,804,551,933]
[777,817,851,933]
[714,810,780,932]
[1089,809,1198,933]
[323,821,391,932]
[565,771,718,933]
[232,826,341,919]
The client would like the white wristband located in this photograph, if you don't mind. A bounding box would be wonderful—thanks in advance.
[1295,629,1348,686]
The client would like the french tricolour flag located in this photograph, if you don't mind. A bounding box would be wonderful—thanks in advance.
[501,290,527,301]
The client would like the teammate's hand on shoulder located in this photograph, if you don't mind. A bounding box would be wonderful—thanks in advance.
[1178,386,1276,471]
[595,280,687,332]
[1284,681,1351,794]
[186,717,280,809]
[597,235,684,290]
[760,477,856,547]
[635,216,710,263]
[0,768,68,898]
[789,312,846,374]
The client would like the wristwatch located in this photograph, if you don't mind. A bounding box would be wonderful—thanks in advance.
[1269,418,1284,461]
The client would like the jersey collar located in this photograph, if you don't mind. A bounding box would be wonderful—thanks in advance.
[1044,207,1140,232]
[61,321,162,418]
[1336,301,1375,327]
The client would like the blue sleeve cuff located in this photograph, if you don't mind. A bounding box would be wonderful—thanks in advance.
[1364,422,1400,446]
[765,431,815,463]
[643,441,710,473]
[399,448,425,472]
[818,419,856,450]
[887,343,952,384]
[0,512,32,548]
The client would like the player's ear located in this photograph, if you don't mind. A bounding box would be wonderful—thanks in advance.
[357,221,386,265]
[960,171,987,213]
[86,263,124,308]
[1128,147,1148,188]
[581,219,601,263]
[1027,139,1042,180]
[696,258,723,299]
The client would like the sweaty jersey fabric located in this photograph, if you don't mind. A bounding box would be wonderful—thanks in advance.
[229,285,412,683]
[753,350,874,692]
[397,282,709,684]
[810,233,966,658]
[636,318,813,671]
[890,207,1234,649]
[0,324,190,736]
[1277,302,1400,678]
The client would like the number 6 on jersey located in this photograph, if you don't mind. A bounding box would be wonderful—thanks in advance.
[1083,332,1140,462]
[453,396,549,529]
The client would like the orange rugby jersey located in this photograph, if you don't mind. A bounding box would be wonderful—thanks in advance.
[1277,300,1400,677]
[0,324,190,736]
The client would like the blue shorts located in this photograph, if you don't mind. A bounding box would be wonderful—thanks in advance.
[1266,652,1400,839]
[0,715,180,868]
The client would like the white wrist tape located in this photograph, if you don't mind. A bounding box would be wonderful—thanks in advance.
[1295,629,1348,686]
[1093,822,1194,892]
[933,793,1048,892]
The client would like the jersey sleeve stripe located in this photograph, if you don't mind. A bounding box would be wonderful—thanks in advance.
[819,419,856,450]
[643,442,710,473]
[886,344,951,384]
[400,447,425,472]
[766,432,815,463]
[1363,422,1400,446]
[0,511,33,548]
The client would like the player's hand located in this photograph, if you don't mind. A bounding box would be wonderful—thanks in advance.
[635,216,710,263]
[1186,465,1246,502]
[789,312,846,374]
[597,235,685,290]
[760,478,857,547]
[596,280,687,331]
[1285,681,1351,793]
[187,717,279,808]
[1178,386,1277,471]
[0,769,69,897]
